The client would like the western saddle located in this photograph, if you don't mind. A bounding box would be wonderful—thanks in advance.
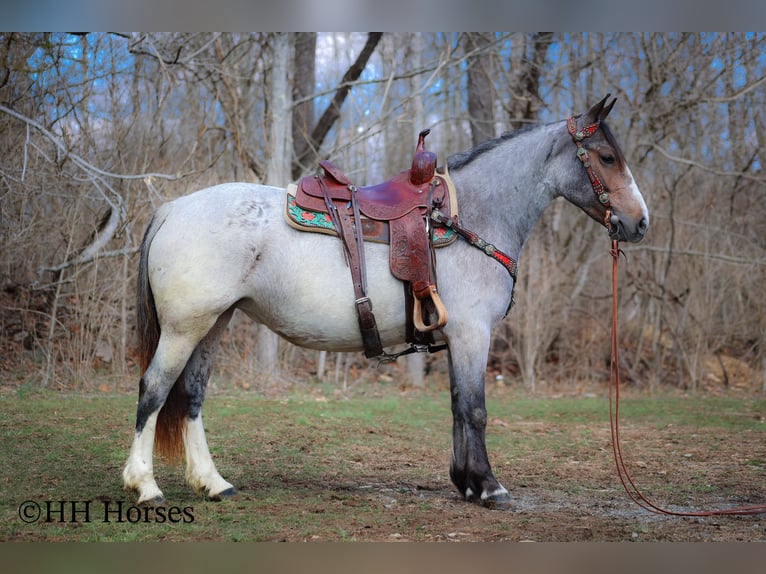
[286,129,457,358]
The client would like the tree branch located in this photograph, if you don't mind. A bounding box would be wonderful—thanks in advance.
[34,246,141,285]
[0,104,184,181]
[646,141,766,183]
[701,73,766,104]
[622,244,766,266]
[0,103,178,281]
[295,32,383,171]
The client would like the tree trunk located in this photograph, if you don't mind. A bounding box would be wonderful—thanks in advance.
[466,32,495,146]
[292,32,383,173]
[256,32,293,377]
[508,32,553,129]
[405,32,427,388]
[291,32,317,180]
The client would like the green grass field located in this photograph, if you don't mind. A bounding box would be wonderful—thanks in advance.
[1,387,764,541]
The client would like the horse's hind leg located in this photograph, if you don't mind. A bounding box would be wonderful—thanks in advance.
[123,330,203,505]
[182,309,236,500]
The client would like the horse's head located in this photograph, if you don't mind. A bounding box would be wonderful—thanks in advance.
[564,95,649,243]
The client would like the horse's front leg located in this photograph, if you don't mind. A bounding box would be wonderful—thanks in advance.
[447,335,512,509]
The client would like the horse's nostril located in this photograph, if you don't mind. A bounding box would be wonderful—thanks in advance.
[638,216,649,233]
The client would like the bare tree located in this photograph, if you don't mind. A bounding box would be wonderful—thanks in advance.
[507,32,553,129]
[2,32,764,395]
[291,32,383,176]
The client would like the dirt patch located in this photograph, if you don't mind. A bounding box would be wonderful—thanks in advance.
[211,406,765,542]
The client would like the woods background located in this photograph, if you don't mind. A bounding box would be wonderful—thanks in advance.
[1,32,764,394]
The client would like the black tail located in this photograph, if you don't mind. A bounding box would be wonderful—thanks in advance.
[136,212,186,463]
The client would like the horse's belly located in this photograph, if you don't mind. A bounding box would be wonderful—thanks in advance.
[236,232,410,352]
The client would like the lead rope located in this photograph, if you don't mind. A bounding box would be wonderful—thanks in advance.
[609,239,766,516]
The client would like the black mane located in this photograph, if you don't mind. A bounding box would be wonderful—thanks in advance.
[447,118,626,172]
[447,124,540,171]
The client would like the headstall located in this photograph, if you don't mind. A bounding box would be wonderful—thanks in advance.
[566,116,615,232]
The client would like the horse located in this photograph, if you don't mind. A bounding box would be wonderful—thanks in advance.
[123,95,649,508]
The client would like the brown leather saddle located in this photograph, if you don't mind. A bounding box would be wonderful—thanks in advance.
[289,129,455,358]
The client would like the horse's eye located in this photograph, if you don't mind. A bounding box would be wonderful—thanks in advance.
[600,153,616,166]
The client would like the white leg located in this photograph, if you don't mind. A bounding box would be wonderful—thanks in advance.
[122,411,165,504]
[184,415,236,499]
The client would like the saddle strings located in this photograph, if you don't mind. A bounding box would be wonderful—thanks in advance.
[608,239,766,516]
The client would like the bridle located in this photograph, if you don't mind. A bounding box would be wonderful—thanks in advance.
[566,116,617,235]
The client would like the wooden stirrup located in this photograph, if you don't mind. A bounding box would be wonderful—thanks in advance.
[412,285,448,333]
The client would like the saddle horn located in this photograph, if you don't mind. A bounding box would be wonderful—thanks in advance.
[410,129,437,185]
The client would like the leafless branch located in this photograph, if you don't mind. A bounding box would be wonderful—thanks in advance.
[0,104,184,181]
[646,141,766,183]
[622,244,766,266]
[701,74,766,103]
[35,246,141,281]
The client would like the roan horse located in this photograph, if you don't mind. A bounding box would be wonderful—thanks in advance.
[123,95,649,508]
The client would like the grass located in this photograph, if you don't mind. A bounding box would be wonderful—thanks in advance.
[0,386,764,541]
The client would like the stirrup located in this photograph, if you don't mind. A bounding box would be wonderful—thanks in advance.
[412,285,448,333]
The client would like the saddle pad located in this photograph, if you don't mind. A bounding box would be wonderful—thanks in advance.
[284,189,457,247]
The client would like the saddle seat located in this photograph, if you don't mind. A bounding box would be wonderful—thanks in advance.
[288,129,456,357]
[299,162,435,221]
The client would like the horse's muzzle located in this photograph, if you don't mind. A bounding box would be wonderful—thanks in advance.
[610,214,649,243]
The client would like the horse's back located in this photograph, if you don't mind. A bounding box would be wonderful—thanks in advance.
[164,182,284,231]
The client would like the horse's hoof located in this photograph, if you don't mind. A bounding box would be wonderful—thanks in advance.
[481,487,513,510]
[483,492,513,510]
[208,486,237,501]
[138,494,166,507]
[461,486,513,510]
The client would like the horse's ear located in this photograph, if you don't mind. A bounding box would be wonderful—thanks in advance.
[584,94,613,124]
[599,96,617,121]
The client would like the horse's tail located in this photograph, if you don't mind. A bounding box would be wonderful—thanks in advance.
[136,205,186,463]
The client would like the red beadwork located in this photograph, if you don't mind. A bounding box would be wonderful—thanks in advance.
[567,115,611,210]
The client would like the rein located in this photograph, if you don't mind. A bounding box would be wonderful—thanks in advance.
[608,239,766,516]
[570,114,765,515]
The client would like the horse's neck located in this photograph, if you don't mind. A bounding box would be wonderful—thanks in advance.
[448,125,562,261]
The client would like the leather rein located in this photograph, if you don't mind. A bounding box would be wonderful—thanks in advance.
[609,241,766,516]
[569,115,766,516]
